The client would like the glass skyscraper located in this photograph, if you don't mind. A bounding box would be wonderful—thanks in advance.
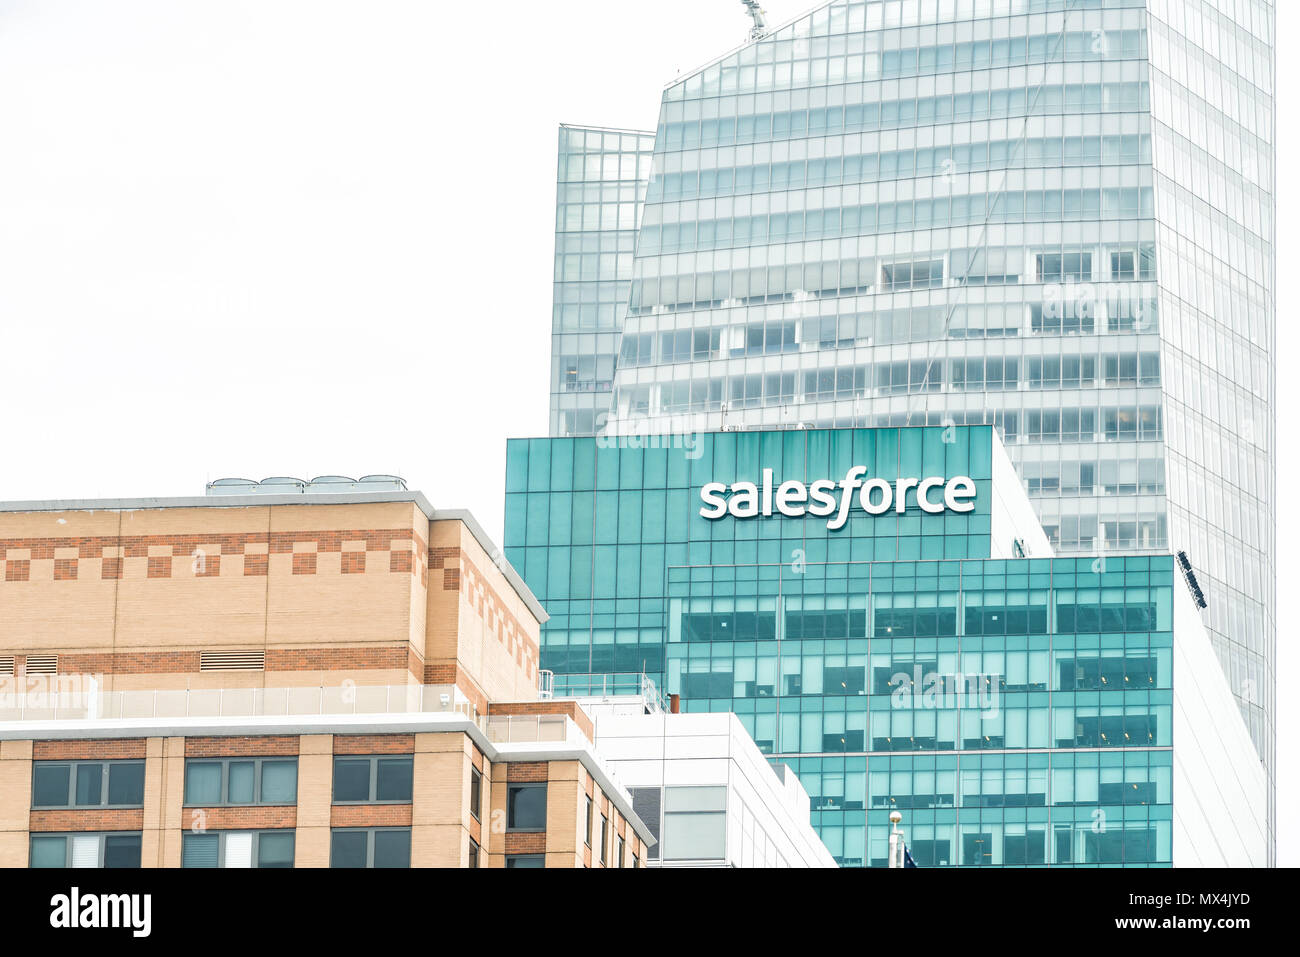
[546,0,1274,859]
[550,125,656,437]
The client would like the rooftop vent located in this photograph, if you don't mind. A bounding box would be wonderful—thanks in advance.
[206,475,407,496]
[25,654,58,675]
[200,651,265,672]
[258,476,308,488]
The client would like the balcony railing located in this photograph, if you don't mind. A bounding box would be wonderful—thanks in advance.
[0,679,473,723]
[551,672,667,713]
[482,713,576,745]
[0,679,589,748]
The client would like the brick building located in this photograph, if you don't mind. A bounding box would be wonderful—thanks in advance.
[0,481,652,867]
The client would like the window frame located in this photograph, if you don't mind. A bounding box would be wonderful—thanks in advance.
[469,767,482,821]
[330,755,414,805]
[328,826,412,868]
[504,854,545,868]
[584,794,593,848]
[31,760,146,810]
[505,783,548,833]
[181,829,296,868]
[182,756,299,808]
[29,831,142,868]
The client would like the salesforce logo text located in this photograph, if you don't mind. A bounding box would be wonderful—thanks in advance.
[699,467,976,530]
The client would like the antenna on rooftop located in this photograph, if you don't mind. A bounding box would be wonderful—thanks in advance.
[741,0,768,41]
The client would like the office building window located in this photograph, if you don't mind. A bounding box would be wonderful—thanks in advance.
[600,815,609,863]
[505,854,545,868]
[31,761,145,809]
[662,787,727,861]
[329,828,411,868]
[506,783,547,831]
[469,767,482,820]
[182,830,294,868]
[468,838,480,869]
[183,757,298,807]
[30,832,142,868]
[332,756,413,804]
[617,835,626,868]
[585,795,593,847]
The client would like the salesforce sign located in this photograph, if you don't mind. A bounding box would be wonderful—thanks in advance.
[699,467,976,531]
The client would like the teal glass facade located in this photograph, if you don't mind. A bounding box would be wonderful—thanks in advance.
[505,426,1181,866]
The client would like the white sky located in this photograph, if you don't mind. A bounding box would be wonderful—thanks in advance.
[0,0,1294,865]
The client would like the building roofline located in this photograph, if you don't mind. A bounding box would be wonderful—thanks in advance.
[661,0,833,91]
[0,711,654,845]
[0,490,548,624]
[507,422,997,442]
[559,122,655,137]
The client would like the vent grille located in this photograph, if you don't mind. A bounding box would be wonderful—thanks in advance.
[0,656,14,676]
[199,651,265,672]
[25,655,58,675]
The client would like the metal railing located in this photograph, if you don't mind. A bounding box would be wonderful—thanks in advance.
[0,680,589,748]
[482,713,581,746]
[0,682,475,723]
[550,672,667,714]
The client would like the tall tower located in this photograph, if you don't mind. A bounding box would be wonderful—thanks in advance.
[549,125,656,438]
[549,0,1275,859]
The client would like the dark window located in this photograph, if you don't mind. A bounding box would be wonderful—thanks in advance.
[375,758,413,802]
[373,829,411,867]
[505,854,545,868]
[31,764,69,807]
[75,765,101,805]
[823,665,865,695]
[507,783,547,831]
[1003,831,1046,865]
[470,768,482,821]
[600,815,609,863]
[32,761,145,809]
[585,795,593,847]
[468,838,480,868]
[103,834,142,868]
[332,756,413,804]
[258,831,295,868]
[329,830,368,868]
[329,828,411,868]
[332,759,372,802]
[107,764,146,806]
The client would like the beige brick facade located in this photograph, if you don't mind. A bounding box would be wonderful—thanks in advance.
[0,729,647,869]
[0,502,542,708]
[0,496,650,869]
